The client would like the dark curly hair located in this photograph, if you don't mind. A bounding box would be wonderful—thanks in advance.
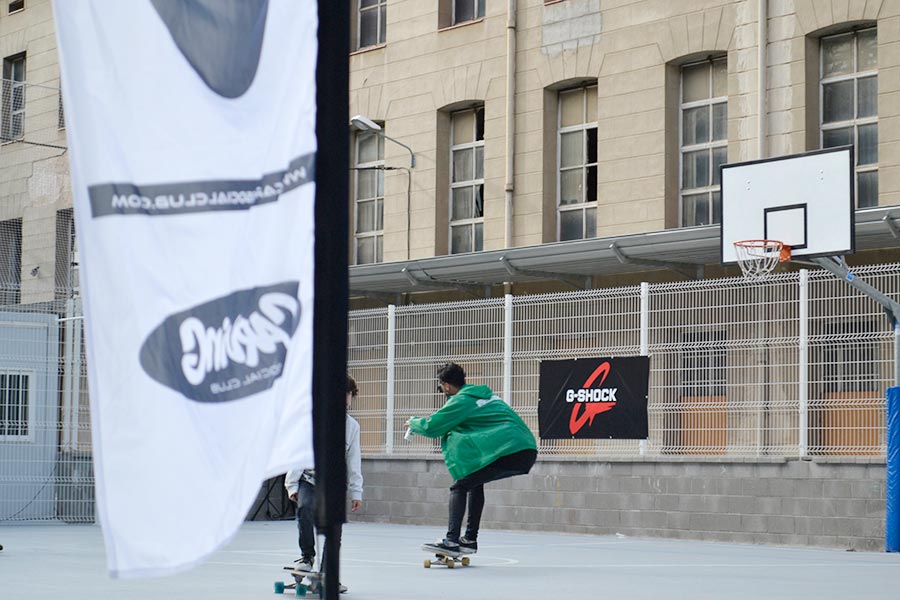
[347,374,358,397]
[436,363,466,388]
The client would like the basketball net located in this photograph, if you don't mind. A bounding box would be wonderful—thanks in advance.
[733,240,790,281]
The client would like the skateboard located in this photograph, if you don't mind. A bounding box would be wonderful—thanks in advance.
[421,545,471,569]
[274,566,324,597]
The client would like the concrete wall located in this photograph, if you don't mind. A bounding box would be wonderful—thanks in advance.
[355,456,887,551]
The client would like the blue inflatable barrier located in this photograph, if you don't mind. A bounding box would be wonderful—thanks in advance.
[887,387,900,552]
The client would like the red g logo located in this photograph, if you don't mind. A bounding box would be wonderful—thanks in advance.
[568,361,617,435]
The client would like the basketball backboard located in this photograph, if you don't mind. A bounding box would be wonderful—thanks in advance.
[720,147,854,265]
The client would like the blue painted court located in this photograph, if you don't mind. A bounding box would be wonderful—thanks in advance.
[1,521,898,599]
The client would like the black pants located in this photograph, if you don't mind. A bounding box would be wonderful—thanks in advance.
[295,479,342,560]
[446,448,537,542]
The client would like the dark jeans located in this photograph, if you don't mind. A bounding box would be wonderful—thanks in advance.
[446,448,537,542]
[295,479,343,560]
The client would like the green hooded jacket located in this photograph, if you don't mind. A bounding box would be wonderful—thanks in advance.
[407,384,537,480]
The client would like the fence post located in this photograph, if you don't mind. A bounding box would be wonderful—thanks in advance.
[504,294,513,404]
[386,304,396,454]
[799,269,809,458]
[640,282,649,456]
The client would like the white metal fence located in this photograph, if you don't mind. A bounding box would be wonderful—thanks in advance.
[349,265,900,459]
[1,257,897,524]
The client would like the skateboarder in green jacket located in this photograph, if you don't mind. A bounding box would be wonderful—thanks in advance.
[407,363,537,554]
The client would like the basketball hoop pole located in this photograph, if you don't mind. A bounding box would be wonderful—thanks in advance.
[811,257,900,386]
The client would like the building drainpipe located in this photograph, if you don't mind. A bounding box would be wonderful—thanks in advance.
[505,0,517,249]
[758,0,767,159]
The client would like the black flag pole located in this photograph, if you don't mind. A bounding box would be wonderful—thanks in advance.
[313,2,349,600]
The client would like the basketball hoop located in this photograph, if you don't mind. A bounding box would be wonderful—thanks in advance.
[733,240,791,281]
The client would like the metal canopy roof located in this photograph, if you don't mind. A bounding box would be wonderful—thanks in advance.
[349,206,900,296]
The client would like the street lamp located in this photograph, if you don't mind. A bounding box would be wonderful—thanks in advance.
[349,114,416,168]
[349,115,415,260]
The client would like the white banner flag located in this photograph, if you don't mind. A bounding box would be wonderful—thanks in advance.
[53,0,317,577]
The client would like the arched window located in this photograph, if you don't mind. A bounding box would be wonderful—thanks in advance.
[679,56,727,227]
[820,27,877,208]
[557,85,597,241]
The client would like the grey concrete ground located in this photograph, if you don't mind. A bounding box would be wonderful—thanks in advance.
[1,520,899,599]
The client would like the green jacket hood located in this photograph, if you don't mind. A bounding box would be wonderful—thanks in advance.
[456,384,492,399]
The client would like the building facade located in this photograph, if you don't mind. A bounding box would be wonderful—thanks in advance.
[347,0,900,303]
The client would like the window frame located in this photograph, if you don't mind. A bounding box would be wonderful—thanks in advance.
[821,320,881,394]
[0,370,35,442]
[357,0,387,49]
[0,218,22,305]
[452,0,485,26]
[2,53,26,143]
[678,56,727,228]
[680,330,727,398]
[353,130,385,265]
[819,27,878,209]
[449,106,485,254]
[556,85,598,242]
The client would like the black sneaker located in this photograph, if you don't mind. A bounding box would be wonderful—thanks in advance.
[293,555,314,572]
[339,583,348,594]
[423,538,460,554]
[458,537,478,554]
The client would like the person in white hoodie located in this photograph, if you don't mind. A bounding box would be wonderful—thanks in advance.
[285,374,363,593]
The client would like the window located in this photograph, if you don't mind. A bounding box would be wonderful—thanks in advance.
[55,209,77,298]
[0,219,21,305]
[820,28,878,208]
[58,90,65,129]
[8,1,24,14]
[822,321,880,393]
[354,130,384,265]
[680,57,727,227]
[557,85,597,241]
[2,53,25,142]
[450,107,484,254]
[0,371,32,440]
[358,0,386,48]
[454,0,484,25]
[681,331,726,397]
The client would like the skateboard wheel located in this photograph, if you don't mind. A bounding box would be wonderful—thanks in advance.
[424,559,431,568]
[295,583,307,596]
[446,558,455,568]
[274,581,285,594]
[461,557,470,566]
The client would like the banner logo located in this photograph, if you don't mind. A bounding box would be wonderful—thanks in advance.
[139,282,300,402]
[567,361,617,435]
[88,153,314,219]
[150,0,268,99]
[538,356,649,440]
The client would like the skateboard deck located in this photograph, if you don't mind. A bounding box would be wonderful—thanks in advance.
[274,566,324,596]
[421,545,472,569]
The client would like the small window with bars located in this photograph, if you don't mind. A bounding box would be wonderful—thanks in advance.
[822,320,880,393]
[680,330,727,397]
[0,371,32,440]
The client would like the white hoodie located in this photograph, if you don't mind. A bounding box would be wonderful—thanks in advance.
[284,415,363,502]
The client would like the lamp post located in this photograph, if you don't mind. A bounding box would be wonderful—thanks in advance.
[349,115,415,259]
[349,115,416,168]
